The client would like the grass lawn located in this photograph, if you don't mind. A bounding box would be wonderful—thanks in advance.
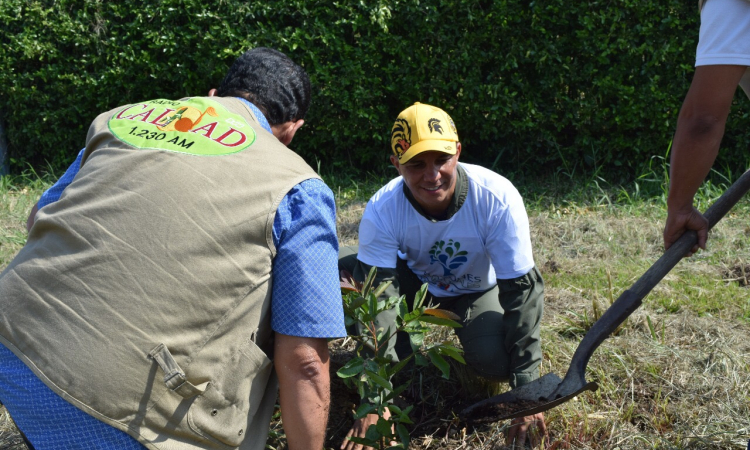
[1,167,749,449]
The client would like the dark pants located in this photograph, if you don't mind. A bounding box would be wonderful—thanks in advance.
[339,246,544,387]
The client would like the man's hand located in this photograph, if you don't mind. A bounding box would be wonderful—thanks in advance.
[275,334,330,450]
[506,412,548,449]
[340,410,395,450]
[664,205,708,256]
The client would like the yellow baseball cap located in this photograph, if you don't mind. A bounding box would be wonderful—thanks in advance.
[390,102,459,164]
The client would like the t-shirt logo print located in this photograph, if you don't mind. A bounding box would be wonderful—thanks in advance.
[429,239,468,276]
[428,118,444,135]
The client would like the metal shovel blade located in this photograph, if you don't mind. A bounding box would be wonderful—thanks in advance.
[460,373,598,423]
[460,168,750,424]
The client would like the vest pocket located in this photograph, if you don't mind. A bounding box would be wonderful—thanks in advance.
[187,338,273,447]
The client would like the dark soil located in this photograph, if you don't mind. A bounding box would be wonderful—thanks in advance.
[723,263,750,286]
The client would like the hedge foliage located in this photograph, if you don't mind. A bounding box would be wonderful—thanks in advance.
[1,0,748,179]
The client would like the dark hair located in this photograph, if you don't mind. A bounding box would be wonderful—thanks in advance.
[216,47,311,125]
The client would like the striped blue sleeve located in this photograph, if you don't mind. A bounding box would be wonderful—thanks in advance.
[37,149,85,209]
[271,178,346,338]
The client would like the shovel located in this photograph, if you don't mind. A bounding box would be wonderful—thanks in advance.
[461,168,750,424]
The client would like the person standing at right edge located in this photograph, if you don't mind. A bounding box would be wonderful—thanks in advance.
[664,0,750,253]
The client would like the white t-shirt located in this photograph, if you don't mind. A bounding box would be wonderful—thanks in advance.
[357,163,535,298]
[696,0,750,100]
[697,0,750,66]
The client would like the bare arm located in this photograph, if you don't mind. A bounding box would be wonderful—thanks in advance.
[275,333,330,450]
[664,65,747,252]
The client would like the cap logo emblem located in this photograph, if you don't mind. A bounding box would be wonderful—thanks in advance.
[391,118,412,158]
[428,118,444,135]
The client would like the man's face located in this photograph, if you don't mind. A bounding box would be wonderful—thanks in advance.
[390,144,461,217]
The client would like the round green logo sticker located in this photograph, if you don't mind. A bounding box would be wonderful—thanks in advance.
[108,98,256,156]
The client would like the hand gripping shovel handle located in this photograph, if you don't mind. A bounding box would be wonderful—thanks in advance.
[552,168,750,399]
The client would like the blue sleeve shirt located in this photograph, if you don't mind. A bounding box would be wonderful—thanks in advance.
[272,178,345,337]
[37,148,85,209]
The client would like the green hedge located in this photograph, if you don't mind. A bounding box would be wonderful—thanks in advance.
[1,0,748,180]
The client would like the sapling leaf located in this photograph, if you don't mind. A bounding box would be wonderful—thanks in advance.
[386,403,403,415]
[372,355,394,367]
[423,308,461,321]
[397,424,410,446]
[341,284,359,293]
[365,423,381,442]
[337,357,364,378]
[387,404,414,424]
[369,293,378,322]
[402,311,422,325]
[384,295,401,309]
[347,436,376,446]
[365,370,393,391]
[376,417,392,436]
[409,332,424,348]
[347,295,368,311]
[437,344,466,364]
[401,323,424,336]
[377,364,390,381]
[398,297,409,319]
[403,325,426,339]
[375,327,392,356]
[340,278,360,292]
[364,358,380,373]
[372,280,393,298]
[427,349,451,379]
[354,402,377,418]
[362,266,377,296]
[418,315,462,328]
[413,283,429,309]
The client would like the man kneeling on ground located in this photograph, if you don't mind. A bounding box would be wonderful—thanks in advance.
[339,102,547,449]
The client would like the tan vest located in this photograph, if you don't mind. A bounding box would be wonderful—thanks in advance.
[0,96,320,449]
